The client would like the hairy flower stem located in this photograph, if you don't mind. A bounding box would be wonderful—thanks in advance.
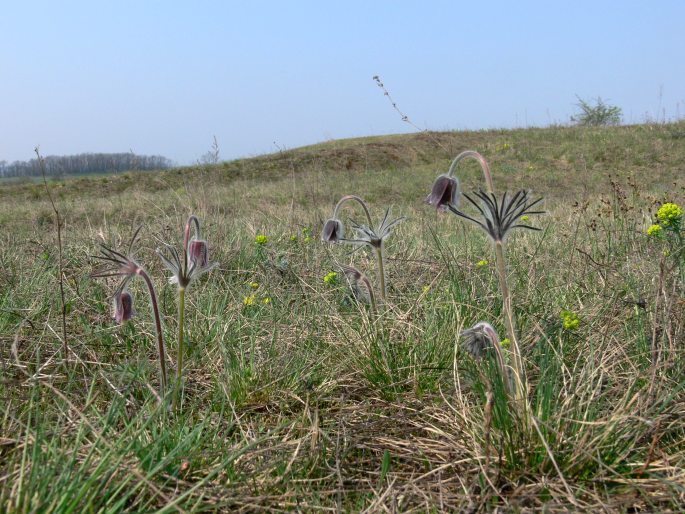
[332,195,374,227]
[183,215,201,250]
[137,268,168,396]
[375,244,387,302]
[494,241,525,403]
[447,151,495,193]
[332,195,388,302]
[172,287,186,411]
[361,276,377,316]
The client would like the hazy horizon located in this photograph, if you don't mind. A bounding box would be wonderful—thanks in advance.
[2,1,684,166]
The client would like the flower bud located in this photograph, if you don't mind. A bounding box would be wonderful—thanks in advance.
[188,239,209,267]
[113,290,134,323]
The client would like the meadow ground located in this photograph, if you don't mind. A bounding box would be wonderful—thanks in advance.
[1,122,685,512]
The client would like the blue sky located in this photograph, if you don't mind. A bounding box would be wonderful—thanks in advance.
[1,1,683,165]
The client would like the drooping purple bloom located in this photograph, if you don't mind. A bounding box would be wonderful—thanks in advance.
[188,239,209,268]
[113,290,135,323]
[321,218,345,243]
[157,216,216,289]
[426,174,459,211]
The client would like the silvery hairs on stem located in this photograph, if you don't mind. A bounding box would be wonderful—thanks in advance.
[448,190,544,242]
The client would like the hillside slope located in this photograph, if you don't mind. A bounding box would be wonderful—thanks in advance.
[2,122,684,204]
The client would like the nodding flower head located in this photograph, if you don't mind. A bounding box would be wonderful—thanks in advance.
[157,215,216,289]
[347,208,405,249]
[461,322,492,359]
[188,239,209,267]
[460,321,500,359]
[340,264,376,308]
[448,189,544,243]
[113,290,135,323]
[426,174,459,211]
[321,218,345,243]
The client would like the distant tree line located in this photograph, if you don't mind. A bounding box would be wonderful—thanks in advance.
[0,152,173,178]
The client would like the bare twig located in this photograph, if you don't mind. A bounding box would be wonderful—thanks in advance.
[35,147,68,362]
[372,75,450,154]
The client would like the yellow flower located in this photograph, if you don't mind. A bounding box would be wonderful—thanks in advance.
[520,215,530,222]
[323,271,338,285]
[303,236,311,244]
[500,338,511,350]
[261,297,271,305]
[656,203,682,227]
[560,310,580,331]
[476,259,489,268]
[255,234,268,245]
[243,295,255,306]
[290,235,298,242]
[422,285,430,294]
[647,224,662,237]
[250,282,259,290]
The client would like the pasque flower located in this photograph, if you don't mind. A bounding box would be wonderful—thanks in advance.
[188,239,208,267]
[93,226,168,395]
[156,215,216,410]
[427,151,543,411]
[322,195,404,303]
[113,290,134,323]
[461,321,511,394]
[157,216,216,289]
[340,264,377,314]
[321,218,345,243]
[425,150,495,211]
[447,190,542,405]
[426,174,459,211]
[461,322,495,359]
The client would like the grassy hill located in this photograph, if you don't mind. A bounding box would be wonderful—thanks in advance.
[3,121,685,205]
[1,123,684,512]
